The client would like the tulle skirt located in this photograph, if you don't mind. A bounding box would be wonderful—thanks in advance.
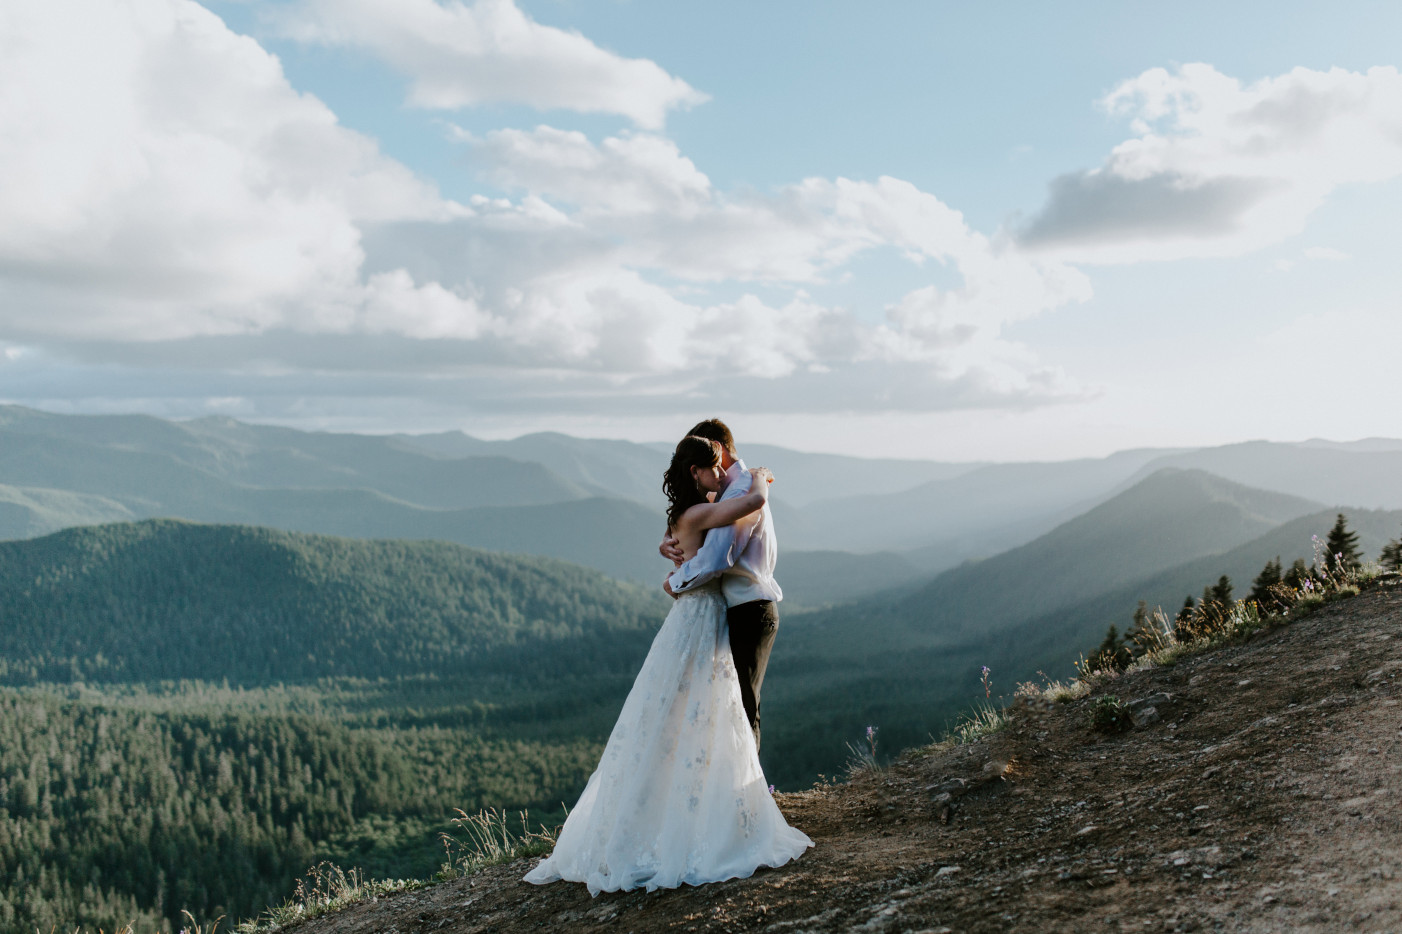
[523,583,812,895]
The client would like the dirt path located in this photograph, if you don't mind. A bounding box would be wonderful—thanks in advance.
[292,582,1402,933]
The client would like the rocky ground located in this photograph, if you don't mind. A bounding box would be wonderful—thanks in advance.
[289,581,1402,933]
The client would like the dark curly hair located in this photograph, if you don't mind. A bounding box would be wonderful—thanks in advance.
[663,435,722,531]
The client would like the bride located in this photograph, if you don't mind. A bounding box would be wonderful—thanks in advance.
[524,435,812,895]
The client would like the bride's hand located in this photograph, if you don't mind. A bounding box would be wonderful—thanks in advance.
[750,466,774,485]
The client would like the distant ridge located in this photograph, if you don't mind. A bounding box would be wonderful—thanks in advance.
[994,504,1402,683]
[760,468,1327,778]
[0,519,668,686]
[1132,440,1402,509]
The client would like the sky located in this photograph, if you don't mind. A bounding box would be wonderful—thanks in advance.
[2,0,1400,461]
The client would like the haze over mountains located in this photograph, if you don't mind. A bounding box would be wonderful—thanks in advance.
[6,464,1394,791]
[4,405,1402,607]
[4,404,1400,765]
[762,470,1402,778]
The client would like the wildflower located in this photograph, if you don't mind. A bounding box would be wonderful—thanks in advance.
[767,784,775,794]
[865,725,875,740]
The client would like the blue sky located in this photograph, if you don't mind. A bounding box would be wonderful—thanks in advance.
[2,0,1400,459]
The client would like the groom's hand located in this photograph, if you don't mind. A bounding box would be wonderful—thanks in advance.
[662,576,679,599]
[659,533,684,566]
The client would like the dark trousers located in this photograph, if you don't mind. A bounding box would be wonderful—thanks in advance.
[727,599,779,753]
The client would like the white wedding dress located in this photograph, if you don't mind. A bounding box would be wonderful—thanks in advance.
[523,581,812,895]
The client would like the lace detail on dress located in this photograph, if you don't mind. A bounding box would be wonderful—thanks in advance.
[523,584,811,895]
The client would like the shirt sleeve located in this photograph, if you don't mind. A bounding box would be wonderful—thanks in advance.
[668,468,756,594]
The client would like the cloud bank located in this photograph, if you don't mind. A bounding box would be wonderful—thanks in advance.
[1020,64,1402,263]
[4,4,1396,429]
[0,0,1093,418]
[271,0,708,128]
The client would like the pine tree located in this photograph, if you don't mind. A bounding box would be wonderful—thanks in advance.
[1324,513,1362,574]
[1284,558,1312,591]
[1379,527,1402,572]
[1250,557,1283,610]
[1127,599,1163,654]
[1175,595,1196,625]
[1210,575,1234,607]
[1092,620,1135,673]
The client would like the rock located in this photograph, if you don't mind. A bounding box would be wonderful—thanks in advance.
[1127,692,1173,712]
[1131,706,1161,728]
[935,865,960,877]
[927,778,969,796]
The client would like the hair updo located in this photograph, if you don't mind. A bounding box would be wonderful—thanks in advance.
[662,435,722,531]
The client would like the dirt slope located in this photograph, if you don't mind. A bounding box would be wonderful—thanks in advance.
[292,582,1402,933]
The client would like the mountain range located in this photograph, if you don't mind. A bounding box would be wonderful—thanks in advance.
[7,406,1402,600]
[758,469,1402,780]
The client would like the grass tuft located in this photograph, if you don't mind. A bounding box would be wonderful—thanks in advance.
[436,808,558,880]
[234,863,427,933]
[234,809,556,933]
[946,700,1011,745]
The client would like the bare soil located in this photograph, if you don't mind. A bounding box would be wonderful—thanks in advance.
[292,582,1402,933]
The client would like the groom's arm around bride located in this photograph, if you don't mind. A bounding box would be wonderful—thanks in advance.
[660,419,782,752]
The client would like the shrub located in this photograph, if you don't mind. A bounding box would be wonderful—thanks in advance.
[1088,695,1132,734]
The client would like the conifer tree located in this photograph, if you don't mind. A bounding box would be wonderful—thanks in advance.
[1092,622,1134,672]
[1127,599,1163,654]
[1210,574,1234,607]
[1175,595,1195,624]
[1324,513,1362,574]
[1382,528,1402,572]
[1250,557,1282,608]
[1284,558,1312,591]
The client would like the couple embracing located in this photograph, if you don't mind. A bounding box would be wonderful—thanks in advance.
[525,419,812,895]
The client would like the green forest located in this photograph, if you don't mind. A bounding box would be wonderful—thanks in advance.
[0,686,602,931]
[0,521,673,932]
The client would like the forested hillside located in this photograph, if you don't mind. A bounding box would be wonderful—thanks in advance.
[991,505,1402,684]
[0,520,668,685]
[0,406,672,582]
[758,469,1336,778]
[0,521,674,932]
[0,688,602,933]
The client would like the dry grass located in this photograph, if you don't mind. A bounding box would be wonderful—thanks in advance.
[437,808,558,881]
[231,810,557,933]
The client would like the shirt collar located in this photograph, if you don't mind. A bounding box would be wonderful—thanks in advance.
[721,457,746,490]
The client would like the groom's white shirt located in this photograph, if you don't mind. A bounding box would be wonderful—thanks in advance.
[667,458,782,607]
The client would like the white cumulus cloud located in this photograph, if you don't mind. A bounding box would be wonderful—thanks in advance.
[0,0,460,341]
[1020,64,1402,263]
[273,0,708,128]
[0,0,1091,417]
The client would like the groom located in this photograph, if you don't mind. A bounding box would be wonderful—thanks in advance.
[661,418,782,752]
